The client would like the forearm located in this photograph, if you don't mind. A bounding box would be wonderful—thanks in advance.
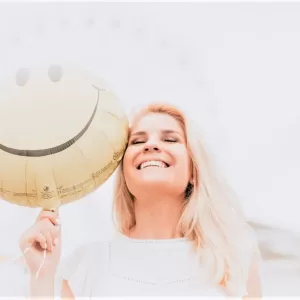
[29,275,55,300]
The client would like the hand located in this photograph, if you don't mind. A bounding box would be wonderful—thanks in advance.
[19,209,62,278]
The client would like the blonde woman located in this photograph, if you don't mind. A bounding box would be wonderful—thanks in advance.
[19,103,262,299]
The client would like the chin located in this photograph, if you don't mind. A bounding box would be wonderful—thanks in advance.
[141,179,171,187]
[135,184,172,199]
[125,168,178,196]
[139,172,172,183]
[136,176,174,192]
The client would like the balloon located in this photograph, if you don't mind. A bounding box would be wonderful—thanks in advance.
[0,64,128,210]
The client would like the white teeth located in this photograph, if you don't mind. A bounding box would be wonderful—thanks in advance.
[140,160,167,169]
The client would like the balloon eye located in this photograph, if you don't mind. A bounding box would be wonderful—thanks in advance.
[16,68,30,86]
[48,64,63,82]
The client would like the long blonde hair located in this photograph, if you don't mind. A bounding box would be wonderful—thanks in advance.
[113,102,259,295]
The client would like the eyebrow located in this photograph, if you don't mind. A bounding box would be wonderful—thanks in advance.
[130,129,181,136]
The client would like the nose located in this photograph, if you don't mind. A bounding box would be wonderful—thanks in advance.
[143,139,161,153]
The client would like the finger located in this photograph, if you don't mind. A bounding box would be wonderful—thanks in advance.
[39,219,60,249]
[35,218,61,246]
[38,212,60,227]
[37,210,59,220]
[37,209,60,225]
[38,208,58,218]
[46,225,60,246]
[34,233,47,250]
[43,231,53,252]
[40,217,61,231]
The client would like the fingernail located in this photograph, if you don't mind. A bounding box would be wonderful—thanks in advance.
[44,242,47,250]
[55,218,61,226]
[54,238,58,246]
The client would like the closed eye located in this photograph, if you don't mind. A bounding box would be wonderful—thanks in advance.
[165,138,177,143]
[131,137,177,145]
[130,139,145,145]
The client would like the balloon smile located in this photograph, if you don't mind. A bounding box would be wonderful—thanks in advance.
[0,85,103,157]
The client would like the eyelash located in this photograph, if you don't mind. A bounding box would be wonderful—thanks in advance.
[165,138,177,143]
[130,138,177,145]
[131,140,144,145]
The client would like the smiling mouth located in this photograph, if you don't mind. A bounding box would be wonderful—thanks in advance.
[137,161,170,170]
[0,85,104,157]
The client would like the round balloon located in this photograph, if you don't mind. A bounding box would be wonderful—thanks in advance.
[0,64,128,210]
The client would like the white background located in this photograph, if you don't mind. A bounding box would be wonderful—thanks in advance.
[0,2,299,296]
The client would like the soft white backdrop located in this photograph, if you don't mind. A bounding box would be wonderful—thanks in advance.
[0,2,300,297]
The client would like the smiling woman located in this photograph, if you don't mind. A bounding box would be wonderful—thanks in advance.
[123,111,191,207]
[19,102,262,299]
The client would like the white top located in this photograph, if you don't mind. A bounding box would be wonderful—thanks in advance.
[57,233,246,299]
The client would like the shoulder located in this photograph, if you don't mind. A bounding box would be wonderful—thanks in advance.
[74,240,109,257]
[59,240,109,279]
[58,241,110,297]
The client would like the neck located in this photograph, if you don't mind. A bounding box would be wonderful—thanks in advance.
[129,194,184,240]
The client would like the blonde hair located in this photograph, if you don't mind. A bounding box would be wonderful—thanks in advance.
[113,102,259,295]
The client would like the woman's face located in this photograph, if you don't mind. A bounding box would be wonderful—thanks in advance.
[123,113,191,199]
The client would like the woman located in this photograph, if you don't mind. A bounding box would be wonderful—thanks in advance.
[19,103,262,299]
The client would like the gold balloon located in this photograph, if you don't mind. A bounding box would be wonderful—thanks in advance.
[0,64,128,210]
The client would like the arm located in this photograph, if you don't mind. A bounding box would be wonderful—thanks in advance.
[29,276,54,299]
[243,250,262,300]
[61,280,75,300]
[29,277,75,300]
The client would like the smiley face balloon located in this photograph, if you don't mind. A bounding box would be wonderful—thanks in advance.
[0,64,128,210]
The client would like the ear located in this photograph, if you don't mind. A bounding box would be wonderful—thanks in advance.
[184,182,194,199]
[189,156,196,185]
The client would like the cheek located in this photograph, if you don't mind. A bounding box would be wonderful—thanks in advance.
[175,150,191,178]
[179,157,191,175]
[122,148,136,178]
[174,147,190,166]
[122,151,131,174]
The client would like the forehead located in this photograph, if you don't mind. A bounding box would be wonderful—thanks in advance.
[131,113,184,134]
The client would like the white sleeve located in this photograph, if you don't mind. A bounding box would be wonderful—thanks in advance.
[0,259,29,299]
[56,245,93,299]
